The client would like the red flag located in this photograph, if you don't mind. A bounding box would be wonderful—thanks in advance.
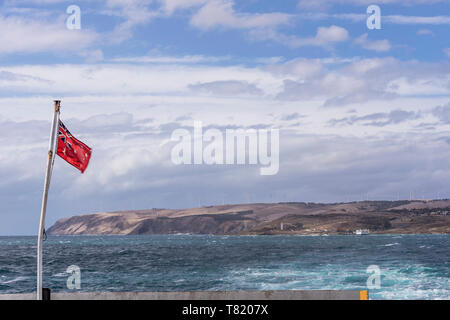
[57,120,92,173]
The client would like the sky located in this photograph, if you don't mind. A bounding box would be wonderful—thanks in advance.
[0,0,449,235]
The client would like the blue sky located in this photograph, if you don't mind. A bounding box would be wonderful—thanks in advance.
[0,0,449,235]
[2,0,449,66]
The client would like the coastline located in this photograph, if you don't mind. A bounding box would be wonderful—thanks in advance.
[47,200,450,236]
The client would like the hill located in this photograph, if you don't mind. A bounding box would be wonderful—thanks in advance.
[47,200,450,235]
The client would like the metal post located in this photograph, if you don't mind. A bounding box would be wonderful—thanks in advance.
[37,100,60,300]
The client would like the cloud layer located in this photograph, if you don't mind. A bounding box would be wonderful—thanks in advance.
[0,0,449,235]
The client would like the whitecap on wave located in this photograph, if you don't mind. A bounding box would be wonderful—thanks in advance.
[0,276,28,284]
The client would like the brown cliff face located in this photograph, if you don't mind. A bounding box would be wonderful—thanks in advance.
[47,200,450,235]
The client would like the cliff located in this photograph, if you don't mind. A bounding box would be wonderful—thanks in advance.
[47,200,450,235]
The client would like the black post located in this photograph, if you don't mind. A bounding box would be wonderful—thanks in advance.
[42,288,51,300]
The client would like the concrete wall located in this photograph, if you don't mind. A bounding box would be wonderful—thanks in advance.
[0,290,368,300]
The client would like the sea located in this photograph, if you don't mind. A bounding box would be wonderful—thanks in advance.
[0,234,448,300]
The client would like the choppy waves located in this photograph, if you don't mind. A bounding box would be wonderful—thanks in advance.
[0,234,448,299]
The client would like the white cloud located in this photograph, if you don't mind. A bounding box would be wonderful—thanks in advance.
[249,25,349,48]
[110,54,230,64]
[329,109,420,127]
[385,15,450,25]
[354,33,391,52]
[297,12,450,26]
[416,28,434,36]
[0,57,448,126]
[298,0,450,10]
[0,63,278,97]
[160,0,209,14]
[274,57,450,105]
[98,0,294,45]
[265,58,324,79]
[432,103,450,123]
[0,14,99,55]
[188,80,263,96]
[102,0,161,43]
[80,49,105,63]
[315,25,349,43]
[1,56,448,111]
[190,0,291,30]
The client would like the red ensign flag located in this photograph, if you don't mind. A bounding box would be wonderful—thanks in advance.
[57,120,92,173]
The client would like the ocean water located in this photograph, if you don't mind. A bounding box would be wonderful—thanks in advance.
[0,234,448,300]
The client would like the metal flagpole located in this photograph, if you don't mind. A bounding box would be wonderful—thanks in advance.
[37,100,60,300]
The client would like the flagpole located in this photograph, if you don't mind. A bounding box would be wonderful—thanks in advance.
[37,100,60,300]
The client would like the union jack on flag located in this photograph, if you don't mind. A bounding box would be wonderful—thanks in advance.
[57,120,92,173]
